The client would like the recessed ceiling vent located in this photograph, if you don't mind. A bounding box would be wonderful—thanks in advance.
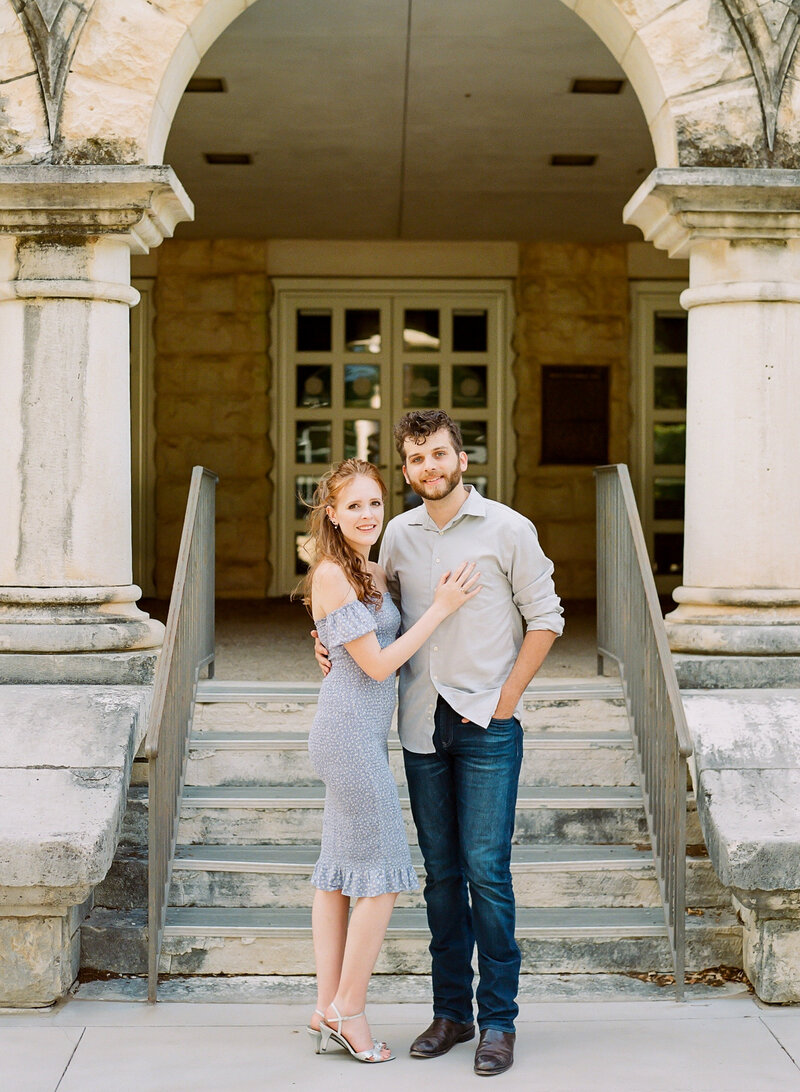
[204,153,253,165]
[550,154,597,167]
[186,77,227,93]
[571,78,624,95]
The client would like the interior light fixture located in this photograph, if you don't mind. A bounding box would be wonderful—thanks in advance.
[570,78,624,95]
[204,153,253,165]
[186,77,227,93]
[550,154,597,167]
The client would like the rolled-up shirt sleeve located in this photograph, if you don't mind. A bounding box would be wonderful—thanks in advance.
[509,520,565,636]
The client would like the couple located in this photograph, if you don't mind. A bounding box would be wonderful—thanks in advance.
[303,409,563,1076]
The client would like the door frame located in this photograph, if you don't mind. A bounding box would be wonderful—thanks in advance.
[269,277,516,595]
[130,277,157,597]
[630,279,688,595]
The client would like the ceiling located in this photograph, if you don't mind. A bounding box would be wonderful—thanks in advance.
[164,0,656,242]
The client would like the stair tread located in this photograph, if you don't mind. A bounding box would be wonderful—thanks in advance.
[188,730,633,749]
[158,904,738,938]
[196,676,625,704]
[177,784,646,807]
[173,843,663,872]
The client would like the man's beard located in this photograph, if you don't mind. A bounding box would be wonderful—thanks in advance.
[407,465,463,501]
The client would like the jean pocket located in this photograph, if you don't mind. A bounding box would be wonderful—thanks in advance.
[488,715,516,727]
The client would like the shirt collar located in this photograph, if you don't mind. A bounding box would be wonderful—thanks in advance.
[406,484,487,531]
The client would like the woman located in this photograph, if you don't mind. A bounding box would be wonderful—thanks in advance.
[303,458,480,1064]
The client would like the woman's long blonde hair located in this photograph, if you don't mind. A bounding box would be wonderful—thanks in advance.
[301,459,387,613]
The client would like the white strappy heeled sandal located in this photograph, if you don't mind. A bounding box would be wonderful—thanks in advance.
[318,1003,395,1063]
[306,1008,326,1051]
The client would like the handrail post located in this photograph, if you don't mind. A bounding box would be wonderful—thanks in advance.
[595,464,691,1000]
[146,466,218,1002]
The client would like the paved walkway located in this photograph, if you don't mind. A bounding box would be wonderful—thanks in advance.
[5,990,800,1091]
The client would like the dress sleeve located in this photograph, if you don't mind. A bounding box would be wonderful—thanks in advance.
[321,599,377,647]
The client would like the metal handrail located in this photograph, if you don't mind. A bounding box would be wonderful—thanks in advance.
[146,466,217,1002]
[595,464,692,1000]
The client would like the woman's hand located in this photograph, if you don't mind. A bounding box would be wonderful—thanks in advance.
[311,629,332,676]
[433,561,481,617]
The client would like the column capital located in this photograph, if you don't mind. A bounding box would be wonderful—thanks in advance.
[624,168,800,259]
[0,165,193,254]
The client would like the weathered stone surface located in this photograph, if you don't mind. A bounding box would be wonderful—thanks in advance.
[683,690,800,771]
[737,898,800,1003]
[153,241,272,597]
[514,242,629,599]
[0,650,158,686]
[0,911,82,1008]
[674,654,800,690]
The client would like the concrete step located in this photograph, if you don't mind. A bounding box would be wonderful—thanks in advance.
[94,842,730,912]
[80,905,742,977]
[120,784,699,848]
[191,678,629,738]
[183,730,639,788]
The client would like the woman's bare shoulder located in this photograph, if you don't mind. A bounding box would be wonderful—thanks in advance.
[312,561,356,616]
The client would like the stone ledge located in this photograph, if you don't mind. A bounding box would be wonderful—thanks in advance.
[682,689,800,1001]
[0,685,151,889]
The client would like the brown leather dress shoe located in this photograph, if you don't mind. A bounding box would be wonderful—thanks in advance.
[474,1029,516,1076]
[409,1017,476,1058]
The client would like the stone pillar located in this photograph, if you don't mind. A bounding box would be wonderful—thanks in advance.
[0,166,193,683]
[626,168,800,688]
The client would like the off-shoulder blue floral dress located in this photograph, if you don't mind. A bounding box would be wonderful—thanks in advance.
[308,596,419,898]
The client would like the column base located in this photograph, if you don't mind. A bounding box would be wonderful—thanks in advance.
[0,649,159,685]
[673,654,800,689]
[0,585,164,654]
[666,589,800,685]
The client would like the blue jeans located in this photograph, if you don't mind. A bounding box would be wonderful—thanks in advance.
[403,696,523,1033]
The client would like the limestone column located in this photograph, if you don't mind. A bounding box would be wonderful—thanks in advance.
[0,166,193,683]
[625,168,800,687]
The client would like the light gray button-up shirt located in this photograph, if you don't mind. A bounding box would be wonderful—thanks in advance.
[378,486,564,754]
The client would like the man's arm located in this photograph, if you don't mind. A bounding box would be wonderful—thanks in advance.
[492,629,557,719]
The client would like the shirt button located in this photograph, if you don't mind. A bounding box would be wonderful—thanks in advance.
[433,645,438,652]
[435,557,440,563]
[433,675,438,680]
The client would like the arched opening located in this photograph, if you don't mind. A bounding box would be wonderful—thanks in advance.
[131,0,687,674]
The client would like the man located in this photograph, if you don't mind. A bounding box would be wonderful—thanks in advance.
[317,410,563,1076]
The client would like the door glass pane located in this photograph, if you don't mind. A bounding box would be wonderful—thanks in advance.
[295,532,315,575]
[344,364,381,408]
[296,365,331,408]
[653,313,687,354]
[653,478,685,520]
[464,475,488,496]
[295,420,331,464]
[452,365,488,408]
[404,309,440,351]
[297,309,332,352]
[453,309,488,352]
[404,364,440,407]
[653,532,683,575]
[345,309,381,353]
[460,421,488,464]
[653,422,686,464]
[295,475,317,519]
[654,366,687,410]
[344,419,380,462]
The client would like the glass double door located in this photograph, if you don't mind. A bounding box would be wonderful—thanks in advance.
[274,281,510,594]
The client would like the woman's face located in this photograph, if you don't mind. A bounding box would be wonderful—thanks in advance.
[327,474,385,551]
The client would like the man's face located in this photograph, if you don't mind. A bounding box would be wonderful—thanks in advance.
[402,428,468,502]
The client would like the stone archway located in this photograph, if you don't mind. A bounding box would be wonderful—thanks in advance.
[2,1,799,170]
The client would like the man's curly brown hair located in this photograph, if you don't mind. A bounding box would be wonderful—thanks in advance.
[393,410,464,462]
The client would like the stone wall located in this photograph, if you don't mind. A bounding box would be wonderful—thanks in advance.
[153,240,272,598]
[513,243,630,600]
